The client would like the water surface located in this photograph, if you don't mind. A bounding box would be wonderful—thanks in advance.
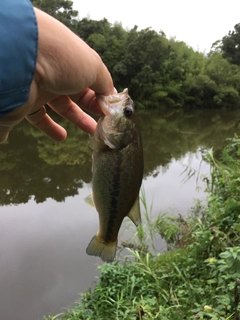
[1,108,240,320]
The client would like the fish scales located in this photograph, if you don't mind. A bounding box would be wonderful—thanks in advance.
[85,89,143,262]
[92,135,142,242]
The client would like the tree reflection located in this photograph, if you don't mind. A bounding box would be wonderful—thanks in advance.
[1,109,240,205]
[140,108,240,177]
[0,115,92,205]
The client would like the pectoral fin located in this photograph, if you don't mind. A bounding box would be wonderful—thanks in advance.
[84,193,95,208]
[127,195,141,226]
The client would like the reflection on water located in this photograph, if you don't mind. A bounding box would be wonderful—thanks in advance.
[1,109,240,320]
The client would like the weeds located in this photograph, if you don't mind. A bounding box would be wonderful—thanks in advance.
[44,136,240,320]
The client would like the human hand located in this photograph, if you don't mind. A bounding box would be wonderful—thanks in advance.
[0,8,115,143]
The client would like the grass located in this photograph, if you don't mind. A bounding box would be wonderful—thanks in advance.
[44,136,240,320]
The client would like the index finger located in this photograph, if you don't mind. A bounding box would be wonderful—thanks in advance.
[49,94,98,135]
[69,89,102,115]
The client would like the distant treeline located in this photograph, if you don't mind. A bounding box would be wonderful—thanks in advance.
[32,0,240,109]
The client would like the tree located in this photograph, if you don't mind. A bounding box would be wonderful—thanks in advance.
[76,18,111,41]
[111,27,170,106]
[183,52,240,108]
[31,0,78,31]
[220,23,240,65]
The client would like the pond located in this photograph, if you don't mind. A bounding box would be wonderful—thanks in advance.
[1,108,240,320]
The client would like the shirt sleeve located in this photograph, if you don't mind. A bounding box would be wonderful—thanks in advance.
[0,0,38,118]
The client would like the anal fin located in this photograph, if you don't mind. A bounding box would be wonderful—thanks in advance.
[127,195,141,226]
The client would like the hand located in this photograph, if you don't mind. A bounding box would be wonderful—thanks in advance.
[0,8,115,143]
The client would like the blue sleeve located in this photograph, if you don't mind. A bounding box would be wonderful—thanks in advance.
[0,0,38,118]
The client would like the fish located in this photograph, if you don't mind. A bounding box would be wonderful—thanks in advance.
[85,88,144,263]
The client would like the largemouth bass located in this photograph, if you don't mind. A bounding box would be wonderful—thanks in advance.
[85,88,143,262]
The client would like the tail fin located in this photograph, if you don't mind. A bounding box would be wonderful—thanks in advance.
[86,235,117,263]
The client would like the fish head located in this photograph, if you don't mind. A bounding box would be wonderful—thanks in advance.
[95,89,136,149]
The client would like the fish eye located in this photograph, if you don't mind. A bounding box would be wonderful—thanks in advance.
[124,106,133,118]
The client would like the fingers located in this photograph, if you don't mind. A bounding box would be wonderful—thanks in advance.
[25,105,67,141]
[0,91,99,143]
[26,90,101,140]
[0,85,113,143]
[49,94,97,135]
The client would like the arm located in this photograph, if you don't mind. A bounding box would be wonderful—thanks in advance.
[0,2,114,143]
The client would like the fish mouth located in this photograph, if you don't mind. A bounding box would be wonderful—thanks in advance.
[98,97,121,116]
[97,89,129,116]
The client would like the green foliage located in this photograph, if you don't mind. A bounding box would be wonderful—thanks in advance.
[75,19,240,109]
[220,23,240,65]
[31,0,78,30]
[183,52,240,108]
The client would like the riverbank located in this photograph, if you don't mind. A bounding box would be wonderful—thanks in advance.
[45,137,240,320]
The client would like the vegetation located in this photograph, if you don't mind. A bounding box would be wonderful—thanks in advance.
[31,0,240,109]
[220,23,240,66]
[31,0,78,30]
[43,137,240,319]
